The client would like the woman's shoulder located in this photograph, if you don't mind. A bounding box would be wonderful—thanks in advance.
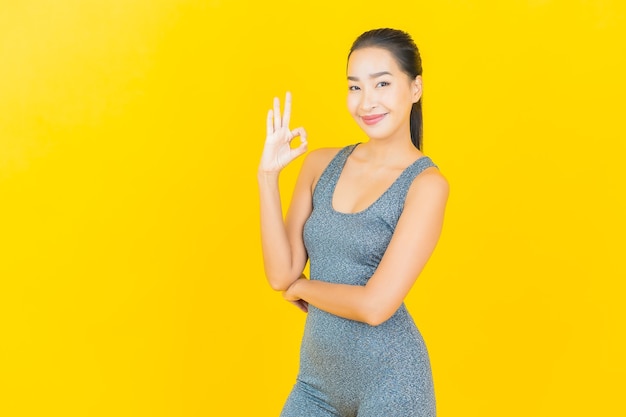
[302,146,345,174]
[406,161,449,204]
[298,146,346,191]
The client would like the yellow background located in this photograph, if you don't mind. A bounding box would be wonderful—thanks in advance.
[1,1,624,416]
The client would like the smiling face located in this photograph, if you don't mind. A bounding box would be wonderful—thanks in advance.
[347,47,422,142]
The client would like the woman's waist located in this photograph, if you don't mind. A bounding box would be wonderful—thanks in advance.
[300,306,425,370]
[302,305,417,347]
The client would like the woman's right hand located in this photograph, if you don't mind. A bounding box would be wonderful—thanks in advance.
[259,92,308,173]
[284,274,309,313]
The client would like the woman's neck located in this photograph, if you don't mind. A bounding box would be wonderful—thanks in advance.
[358,135,421,167]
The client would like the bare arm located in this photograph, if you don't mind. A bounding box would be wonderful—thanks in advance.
[284,169,449,325]
[258,161,313,291]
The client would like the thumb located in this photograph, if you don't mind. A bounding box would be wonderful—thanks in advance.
[290,127,308,158]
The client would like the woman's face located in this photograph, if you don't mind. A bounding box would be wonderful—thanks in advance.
[347,47,422,142]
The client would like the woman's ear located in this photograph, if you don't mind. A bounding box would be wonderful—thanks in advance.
[412,75,423,103]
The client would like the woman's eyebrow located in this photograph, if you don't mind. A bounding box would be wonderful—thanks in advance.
[347,71,393,81]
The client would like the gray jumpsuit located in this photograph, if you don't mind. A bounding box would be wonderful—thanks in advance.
[280,144,437,417]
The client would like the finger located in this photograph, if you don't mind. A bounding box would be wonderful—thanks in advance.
[282,91,292,128]
[266,109,273,137]
[288,127,308,158]
[290,127,307,142]
[287,300,301,311]
[273,96,281,129]
[283,132,293,145]
[296,300,308,313]
[291,142,308,160]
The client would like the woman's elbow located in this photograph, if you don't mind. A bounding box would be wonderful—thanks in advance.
[266,273,298,292]
[362,303,395,327]
[358,287,395,326]
[268,279,289,292]
[364,311,392,327]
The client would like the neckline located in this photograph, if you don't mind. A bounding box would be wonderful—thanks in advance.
[330,144,430,216]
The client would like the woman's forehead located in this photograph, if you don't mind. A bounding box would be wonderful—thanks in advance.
[347,47,399,75]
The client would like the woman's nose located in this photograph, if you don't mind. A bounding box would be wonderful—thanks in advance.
[360,89,377,111]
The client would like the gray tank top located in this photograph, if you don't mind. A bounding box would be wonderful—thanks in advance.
[303,143,438,287]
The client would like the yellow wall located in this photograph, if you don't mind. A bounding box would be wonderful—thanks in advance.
[1,1,624,415]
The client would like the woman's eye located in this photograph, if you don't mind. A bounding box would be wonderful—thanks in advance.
[348,85,360,91]
[377,81,390,88]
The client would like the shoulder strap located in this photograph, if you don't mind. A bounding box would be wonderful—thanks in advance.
[312,144,357,202]
[385,156,438,202]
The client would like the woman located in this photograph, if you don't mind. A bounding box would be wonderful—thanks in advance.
[258,28,448,417]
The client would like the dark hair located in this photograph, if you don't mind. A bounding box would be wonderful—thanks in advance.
[348,28,423,150]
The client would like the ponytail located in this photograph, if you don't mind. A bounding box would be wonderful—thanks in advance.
[410,99,423,150]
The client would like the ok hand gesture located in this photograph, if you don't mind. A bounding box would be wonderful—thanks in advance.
[259,92,308,173]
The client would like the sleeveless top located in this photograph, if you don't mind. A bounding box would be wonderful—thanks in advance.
[303,143,438,288]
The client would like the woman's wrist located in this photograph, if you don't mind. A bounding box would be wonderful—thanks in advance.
[286,276,306,299]
[257,168,280,180]
[257,170,281,188]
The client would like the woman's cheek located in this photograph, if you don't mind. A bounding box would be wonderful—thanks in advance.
[347,95,359,116]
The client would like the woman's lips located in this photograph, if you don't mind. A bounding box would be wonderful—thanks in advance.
[361,113,387,125]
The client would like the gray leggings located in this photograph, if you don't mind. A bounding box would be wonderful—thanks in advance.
[280,379,436,417]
